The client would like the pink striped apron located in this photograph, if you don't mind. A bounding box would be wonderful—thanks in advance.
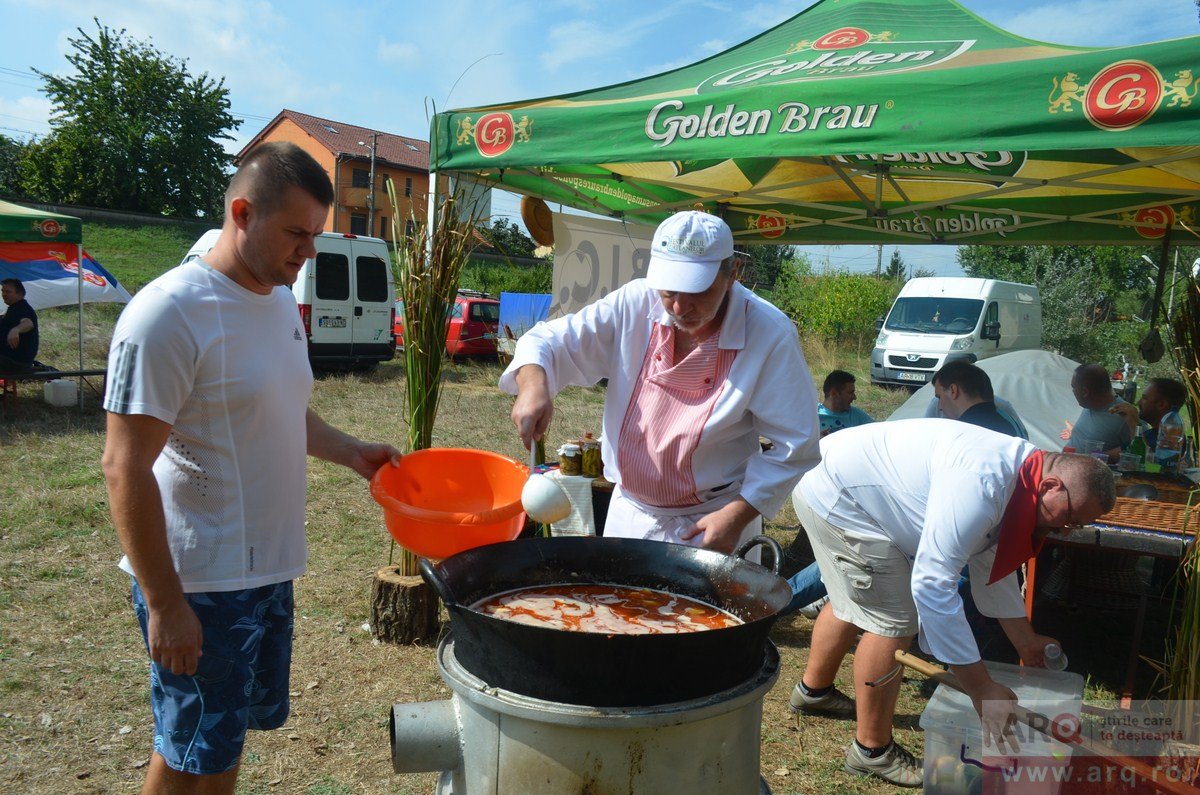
[617,323,737,508]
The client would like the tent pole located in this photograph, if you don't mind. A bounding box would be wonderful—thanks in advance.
[427,168,439,262]
[77,241,84,411]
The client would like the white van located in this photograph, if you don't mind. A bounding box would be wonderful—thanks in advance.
[870,277,1041,387]
[181,230,395,369]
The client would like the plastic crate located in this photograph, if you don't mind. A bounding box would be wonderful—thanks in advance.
[920,660,1083,794]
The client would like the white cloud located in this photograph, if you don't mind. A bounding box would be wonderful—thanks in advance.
[983,0,1197,46]
[378,39,418,63]
[0,95,53,139]
[541,19,610,71]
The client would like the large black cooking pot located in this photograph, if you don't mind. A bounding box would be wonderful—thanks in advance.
[419,535,790,707]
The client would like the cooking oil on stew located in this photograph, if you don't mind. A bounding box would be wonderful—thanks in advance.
[471,584,743,634]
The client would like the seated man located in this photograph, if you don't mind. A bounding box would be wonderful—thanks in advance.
[932,361,1026,438]
[923,388,1028,437]
[0,278,39,372]
[1065,363,1133,461]
[1110,376,1187,451]
[818,370,873,436]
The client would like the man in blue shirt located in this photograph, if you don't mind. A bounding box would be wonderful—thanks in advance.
[818,370,874,436]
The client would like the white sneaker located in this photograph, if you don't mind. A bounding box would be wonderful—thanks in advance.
[788,683,855,718]
[798,594,830,619]
[844,739,923,787]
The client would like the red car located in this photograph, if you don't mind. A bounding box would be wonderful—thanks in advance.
[394,290,501,358]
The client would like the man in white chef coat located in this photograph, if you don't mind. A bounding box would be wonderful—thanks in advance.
[502,210,820,555]
[791,419,1114,787]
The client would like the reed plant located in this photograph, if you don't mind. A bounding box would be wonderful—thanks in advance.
[385,182,482,573]
[1163,275,1200,745]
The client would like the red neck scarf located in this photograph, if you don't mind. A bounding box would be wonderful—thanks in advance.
[988,450,1045,585]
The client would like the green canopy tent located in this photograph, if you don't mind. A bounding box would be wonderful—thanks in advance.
[0,200,89,406]
[429,0,1199,277]
[0,199,81,244]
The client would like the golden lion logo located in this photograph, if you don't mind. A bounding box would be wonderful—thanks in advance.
[455,117,474,146]
[1048,72,1085,113]
[785,30,893,54]
[514,115,534,143]
[455,114,532,149]
[1164,69,1200,108]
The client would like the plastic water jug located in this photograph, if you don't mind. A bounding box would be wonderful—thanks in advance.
[1156,410,1185,474]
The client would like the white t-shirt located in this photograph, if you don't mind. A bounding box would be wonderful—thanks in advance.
[799,419,1035,665]
[105,260,314,591]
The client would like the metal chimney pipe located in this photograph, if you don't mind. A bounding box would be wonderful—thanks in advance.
[390,699,461,773]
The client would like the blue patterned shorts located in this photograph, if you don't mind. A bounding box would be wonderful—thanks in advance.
[131,579,294,774]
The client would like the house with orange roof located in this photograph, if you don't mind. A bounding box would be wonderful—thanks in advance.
[236,109,446,239]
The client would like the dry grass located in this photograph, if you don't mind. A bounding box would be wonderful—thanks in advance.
[0,349,914,794]
[3,345,1141,794]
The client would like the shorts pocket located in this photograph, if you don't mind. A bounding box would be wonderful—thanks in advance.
[833,553,874,591]
[193,654,236,687]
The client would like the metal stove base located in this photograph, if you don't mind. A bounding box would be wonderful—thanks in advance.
[394,636,781,795]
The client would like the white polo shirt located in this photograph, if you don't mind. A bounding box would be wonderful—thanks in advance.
[799,419,1035,665]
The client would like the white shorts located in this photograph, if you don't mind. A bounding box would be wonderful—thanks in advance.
[793,490,917,638]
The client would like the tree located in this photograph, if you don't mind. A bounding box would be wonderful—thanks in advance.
[479,218,536,259]
[956,244,1158,362]
[0,135,28,198]
[22,20,237,217]
[883,249,906,280]
[739,244,794,290]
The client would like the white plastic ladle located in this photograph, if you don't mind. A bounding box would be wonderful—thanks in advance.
[521,443,572,523]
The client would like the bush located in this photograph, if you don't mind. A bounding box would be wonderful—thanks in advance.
[459,258,552,295]
[773,263,900,348]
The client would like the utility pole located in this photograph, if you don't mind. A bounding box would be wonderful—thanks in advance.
[367,133,378,237]
[359,133,379,236]
[875,243,883,276]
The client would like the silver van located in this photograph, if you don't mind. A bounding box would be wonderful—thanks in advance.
[181,230,396,369]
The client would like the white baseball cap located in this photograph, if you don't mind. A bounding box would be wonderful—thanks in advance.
[645,211,734,293]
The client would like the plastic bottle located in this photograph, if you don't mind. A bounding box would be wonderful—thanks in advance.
[1155,410,1185,474]
[1044,643,1068,672]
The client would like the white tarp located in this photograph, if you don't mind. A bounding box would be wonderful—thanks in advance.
[888,349,1083,452]
[550,214,653,318]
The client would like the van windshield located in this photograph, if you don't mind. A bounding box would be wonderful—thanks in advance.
[885,297,984,334]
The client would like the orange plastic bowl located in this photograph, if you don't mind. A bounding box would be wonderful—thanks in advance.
[370,448,528,560]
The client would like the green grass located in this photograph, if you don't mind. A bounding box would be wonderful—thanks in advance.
[85,221,208,291]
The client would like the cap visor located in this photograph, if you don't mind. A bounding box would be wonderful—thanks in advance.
[645,255,720,293]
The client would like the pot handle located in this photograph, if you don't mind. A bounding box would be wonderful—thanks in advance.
[418,557,460,608]
[733,534,783,575]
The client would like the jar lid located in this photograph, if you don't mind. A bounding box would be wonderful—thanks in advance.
[559,443,582,454]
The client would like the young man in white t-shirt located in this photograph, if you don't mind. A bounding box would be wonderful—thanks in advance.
[102,142,400,794]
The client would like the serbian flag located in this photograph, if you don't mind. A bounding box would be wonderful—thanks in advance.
[0,242,132,310]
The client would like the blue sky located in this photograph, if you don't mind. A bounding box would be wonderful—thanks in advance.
[3,0,1198,274]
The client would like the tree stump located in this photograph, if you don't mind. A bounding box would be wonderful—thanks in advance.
[370,565,440,645]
